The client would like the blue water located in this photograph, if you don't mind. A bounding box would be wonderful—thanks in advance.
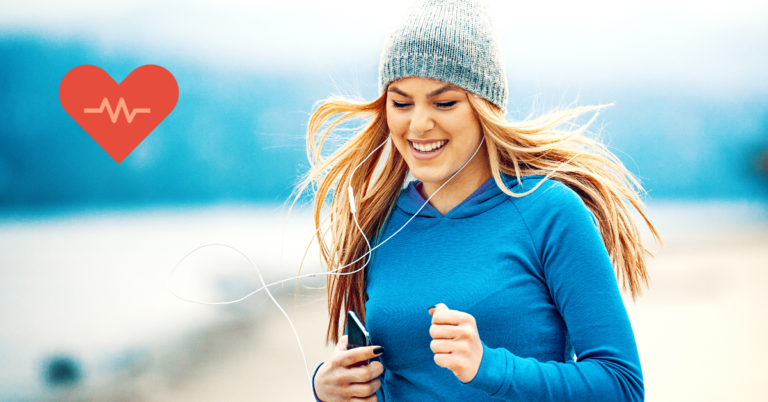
[0,34,767,215]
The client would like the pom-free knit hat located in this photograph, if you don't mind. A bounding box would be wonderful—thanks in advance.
[378,0,508,112]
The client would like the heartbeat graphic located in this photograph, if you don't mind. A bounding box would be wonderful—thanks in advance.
[83,97,151,123]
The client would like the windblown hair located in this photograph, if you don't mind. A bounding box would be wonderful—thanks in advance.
[290,89,663,346]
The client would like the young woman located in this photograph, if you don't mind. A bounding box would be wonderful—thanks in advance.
[295,0,662,401]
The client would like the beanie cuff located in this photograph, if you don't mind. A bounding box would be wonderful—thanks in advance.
[379,53,508,112]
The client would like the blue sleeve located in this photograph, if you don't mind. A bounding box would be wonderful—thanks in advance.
[464,180,644,401]
[312,362,325,402]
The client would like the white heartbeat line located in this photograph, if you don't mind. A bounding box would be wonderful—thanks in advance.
[83,98,151,123]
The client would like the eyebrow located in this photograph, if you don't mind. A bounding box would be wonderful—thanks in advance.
[387,84,460,98]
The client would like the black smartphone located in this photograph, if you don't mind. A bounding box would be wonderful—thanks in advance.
[347,310,371,366]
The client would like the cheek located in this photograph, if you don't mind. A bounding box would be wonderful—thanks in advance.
[386,111,409,151]
[449,113,482,145]
[386,111,407,135]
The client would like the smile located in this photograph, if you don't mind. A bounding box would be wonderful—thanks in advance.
[408,139,448,161]
[409,140,448,153]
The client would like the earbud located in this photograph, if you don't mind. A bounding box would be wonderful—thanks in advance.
[348,185,357,214]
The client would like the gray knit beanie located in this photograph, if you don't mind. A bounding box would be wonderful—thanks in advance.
[378,0,508,112]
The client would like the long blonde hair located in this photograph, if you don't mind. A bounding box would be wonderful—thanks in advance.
[289,88,663,345]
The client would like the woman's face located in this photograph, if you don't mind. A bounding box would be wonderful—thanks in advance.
[386,77,485,186]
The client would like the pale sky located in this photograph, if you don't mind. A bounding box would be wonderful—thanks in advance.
[1,0,767,94]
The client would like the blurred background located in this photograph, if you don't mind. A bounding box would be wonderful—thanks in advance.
[0,0,767,401]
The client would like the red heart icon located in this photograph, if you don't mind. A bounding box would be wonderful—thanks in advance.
[59,65,178,163]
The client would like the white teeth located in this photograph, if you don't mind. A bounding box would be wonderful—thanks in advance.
[412,140,446,152]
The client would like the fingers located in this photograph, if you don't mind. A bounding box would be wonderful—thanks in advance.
[429,338,455,354]
[350,396,378,402]
[429,322,464,339]
[350,389,379,402]
[320,338,384,402]
[338,344,385,368]
[346,376,382,398]
[433,351,456,369]
[367,360,385,378]
[431,309,475,326]
[341,361,384,383]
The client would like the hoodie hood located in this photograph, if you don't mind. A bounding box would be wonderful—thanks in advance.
[395,172,547,219]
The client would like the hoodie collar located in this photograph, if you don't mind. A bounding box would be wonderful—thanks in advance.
[395,172,543,219]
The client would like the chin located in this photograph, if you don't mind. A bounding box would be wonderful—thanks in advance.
[409,169,449,184]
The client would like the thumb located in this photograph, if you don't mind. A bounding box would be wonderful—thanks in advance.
[428,303,449,316]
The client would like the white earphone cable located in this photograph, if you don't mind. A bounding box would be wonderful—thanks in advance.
[167,135,486,398]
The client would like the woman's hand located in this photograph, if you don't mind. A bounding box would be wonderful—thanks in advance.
[428,303,484,383]
[314,335,385,402]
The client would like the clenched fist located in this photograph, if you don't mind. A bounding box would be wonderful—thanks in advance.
[428,303,484,383]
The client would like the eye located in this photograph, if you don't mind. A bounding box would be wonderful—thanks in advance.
[390,100,457,109]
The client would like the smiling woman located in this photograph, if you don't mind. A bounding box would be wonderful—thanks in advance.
[386,78,491,215]
[289,0,663,401]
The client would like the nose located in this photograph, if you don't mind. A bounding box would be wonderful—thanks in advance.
[409,104,435,135]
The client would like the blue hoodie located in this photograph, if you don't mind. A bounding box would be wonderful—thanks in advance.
[313,173,643,401]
